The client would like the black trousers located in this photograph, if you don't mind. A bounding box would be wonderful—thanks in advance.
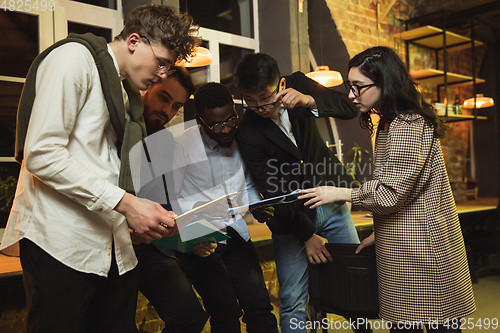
[176,227,278,333]
[134,243,208,333]
[20,238,139,333]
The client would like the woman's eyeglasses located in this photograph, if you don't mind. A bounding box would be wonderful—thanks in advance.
[344,81,376,97]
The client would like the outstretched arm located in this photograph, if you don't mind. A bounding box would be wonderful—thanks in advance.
[298,186,352,209]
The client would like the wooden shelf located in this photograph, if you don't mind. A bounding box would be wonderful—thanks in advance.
[411,68,485,86]
[437,113,487,122]
[393,25,483,52]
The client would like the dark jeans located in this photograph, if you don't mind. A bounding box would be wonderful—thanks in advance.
[20,238,139,333]
[134,243,208,333]
[176,227,278,333]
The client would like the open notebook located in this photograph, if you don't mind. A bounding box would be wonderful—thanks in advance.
[152,192,238,252]
[152,219,230,253]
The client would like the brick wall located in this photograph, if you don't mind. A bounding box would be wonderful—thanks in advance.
[325,0,488,202]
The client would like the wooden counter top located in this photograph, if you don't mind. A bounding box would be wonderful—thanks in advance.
[248,197,498,246]
[0,253,22,282]
[247,210,376,246]
[1,198,497,278]
[455,197,498,214]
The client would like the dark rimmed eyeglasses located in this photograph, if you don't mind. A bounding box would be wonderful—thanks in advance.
[199,115,239,133]
[344,80,376,97]
[243,78,282,112]
[140,35,170,76]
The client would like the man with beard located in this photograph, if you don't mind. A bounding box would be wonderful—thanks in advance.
[171,82,278,333]
[132,66,208,333]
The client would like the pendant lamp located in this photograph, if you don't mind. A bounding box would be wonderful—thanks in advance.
[305,66,343,87]
[176,46,213,67]
[463,94,495,109]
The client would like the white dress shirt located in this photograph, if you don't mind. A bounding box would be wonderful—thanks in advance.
[270,105,320,147]
[172,125,261,241]
[0,43,137,277]
[271,106,297,146]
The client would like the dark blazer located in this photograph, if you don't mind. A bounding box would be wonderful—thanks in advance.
[235,72,359,242]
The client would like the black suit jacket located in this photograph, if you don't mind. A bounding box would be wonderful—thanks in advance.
[235,72,359,242]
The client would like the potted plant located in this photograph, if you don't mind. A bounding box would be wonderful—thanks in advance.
[346,142,369,185]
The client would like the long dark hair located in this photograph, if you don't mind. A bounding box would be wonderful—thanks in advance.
[348,46,445,138]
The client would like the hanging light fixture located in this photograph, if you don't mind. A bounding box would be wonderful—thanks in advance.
[306,66,343,87]
[463,94,495,109]
[305,8,343,88]
[176,46,213,67]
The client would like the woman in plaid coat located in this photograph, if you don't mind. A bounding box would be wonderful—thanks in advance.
[299,46,475,332]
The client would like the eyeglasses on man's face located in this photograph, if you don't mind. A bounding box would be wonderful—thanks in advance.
[244,102,276,113]
[243,78,282,112]
[199,115,239,133]
[344,80,376,97]
[140,36,170,76]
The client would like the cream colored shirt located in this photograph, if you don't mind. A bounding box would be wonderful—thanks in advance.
[0,43,137,277]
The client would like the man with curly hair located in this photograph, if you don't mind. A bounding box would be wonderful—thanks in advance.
[0,5,199,333]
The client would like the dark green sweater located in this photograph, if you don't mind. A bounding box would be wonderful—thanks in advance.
[15,33,146,193]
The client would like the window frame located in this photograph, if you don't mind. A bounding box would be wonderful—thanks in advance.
[197,0,259,104]
[0,0,123,159]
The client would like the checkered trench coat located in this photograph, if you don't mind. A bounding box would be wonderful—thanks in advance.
[351,113,476,323]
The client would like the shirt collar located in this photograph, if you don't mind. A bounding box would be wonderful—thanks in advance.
[107,44,125,82]
[199,125,219,150]
[271,104,286,121]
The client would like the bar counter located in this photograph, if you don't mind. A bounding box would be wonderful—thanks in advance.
[248,197,498,246]
[1,197,498,278]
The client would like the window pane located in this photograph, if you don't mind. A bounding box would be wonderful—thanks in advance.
[71,0,116,10]
[0,81,23,157]
[0,11,39,78]
[68,22,112,43]
[219,44,253,105]
[180,0,254,38]
[187,66,209,90]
